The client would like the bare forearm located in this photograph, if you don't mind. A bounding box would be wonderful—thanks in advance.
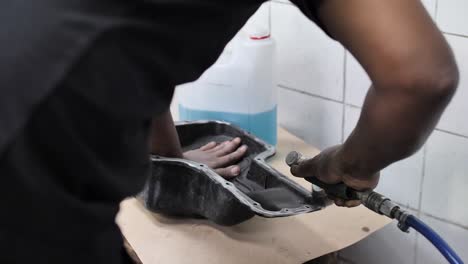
[150,110,183,158]
[310,0,460,182]
[338,83,455,179]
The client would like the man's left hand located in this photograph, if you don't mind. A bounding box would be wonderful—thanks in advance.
[183,137,248,178]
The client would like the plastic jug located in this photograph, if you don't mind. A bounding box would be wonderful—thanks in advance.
[178,29,277,145]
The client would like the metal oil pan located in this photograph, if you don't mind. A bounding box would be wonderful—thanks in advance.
[139,121,324,226]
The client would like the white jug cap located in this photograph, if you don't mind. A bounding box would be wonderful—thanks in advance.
[249,27,270,40]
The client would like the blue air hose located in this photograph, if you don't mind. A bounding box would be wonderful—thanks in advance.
[406,215,464,264]
[284,151,465,264]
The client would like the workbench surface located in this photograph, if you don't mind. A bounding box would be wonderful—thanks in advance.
[117,128,391,264]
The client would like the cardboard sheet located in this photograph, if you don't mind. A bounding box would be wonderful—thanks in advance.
[117,128,391,263]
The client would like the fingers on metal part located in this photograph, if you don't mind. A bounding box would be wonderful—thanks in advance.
[200,141,218,151]
[215,165,241,179]
[216,137,242,156]
[218,145,248,165]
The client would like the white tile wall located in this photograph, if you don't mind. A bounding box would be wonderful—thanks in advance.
[436,35,468,137]
[421,131,468,226]
[422,0,437,18]
[344,106,424,208]
[437,0,468,36]
[340,220,417,264]
[342,106,360,139]
[344,53,369,107]
[271,2,345,101]
[278,88,343,149]
[378,151,424,210]
[416,216,468,264]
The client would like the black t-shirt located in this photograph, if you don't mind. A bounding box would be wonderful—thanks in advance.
[0,1,324,262]
[0,0,324,156]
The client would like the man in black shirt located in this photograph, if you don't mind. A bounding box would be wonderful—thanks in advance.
[0,0,458,263]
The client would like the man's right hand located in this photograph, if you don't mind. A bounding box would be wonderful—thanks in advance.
[290,145,380,207]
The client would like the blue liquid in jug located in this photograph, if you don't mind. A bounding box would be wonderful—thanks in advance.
[179,105,277,145]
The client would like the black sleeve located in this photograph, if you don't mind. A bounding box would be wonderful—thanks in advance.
[289,0,332,37]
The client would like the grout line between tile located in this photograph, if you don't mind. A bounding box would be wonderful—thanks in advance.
[434,0,439,20]
[442,31,468,39]
[341,51,348,143]
[344,103,362,109]
[278,85,343,104]
[277,86,364,110]
[419,211,468,231]
[417,145,428,213]
[434,128,468,139]
[413,144,428,264]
